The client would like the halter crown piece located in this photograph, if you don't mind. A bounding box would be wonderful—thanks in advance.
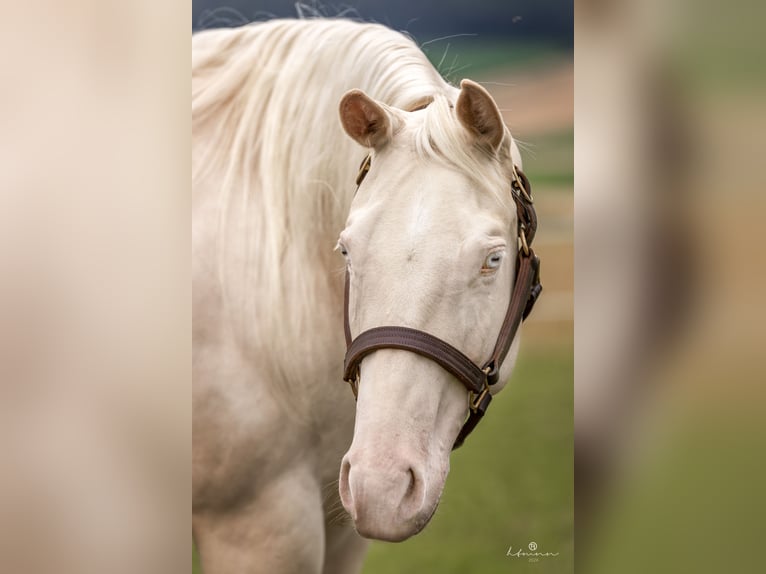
[342,155,542,449]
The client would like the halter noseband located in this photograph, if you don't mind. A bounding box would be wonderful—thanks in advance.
[342,155,542,449]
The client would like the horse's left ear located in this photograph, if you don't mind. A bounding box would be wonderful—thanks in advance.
[339,89,392,149]
[456,79,505,152]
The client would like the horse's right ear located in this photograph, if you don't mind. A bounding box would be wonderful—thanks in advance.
[339,90,391,149]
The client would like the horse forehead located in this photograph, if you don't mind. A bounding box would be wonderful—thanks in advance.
[372,207,504,271]
[373,171,478,241]
[348,154,507,245]
[381,194,456,255]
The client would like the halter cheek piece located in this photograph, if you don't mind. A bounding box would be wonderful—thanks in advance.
[342,155,542,449]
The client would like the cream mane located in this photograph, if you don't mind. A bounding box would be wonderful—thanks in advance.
[192,19,513,372]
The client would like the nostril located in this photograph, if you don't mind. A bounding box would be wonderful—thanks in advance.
[405,467,416,499]
[400,465,425,515]
[338,457,354,518]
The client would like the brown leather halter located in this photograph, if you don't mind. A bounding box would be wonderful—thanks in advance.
[342,156,542,449]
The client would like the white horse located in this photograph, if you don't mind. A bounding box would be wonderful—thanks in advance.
[193,19,526,573]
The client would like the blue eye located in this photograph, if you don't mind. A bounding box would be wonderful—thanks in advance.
[482,250,504,271]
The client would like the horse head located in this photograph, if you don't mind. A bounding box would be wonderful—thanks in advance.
[336,80,528,541]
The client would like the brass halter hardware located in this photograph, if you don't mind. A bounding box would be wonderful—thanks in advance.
[355,154,372,186]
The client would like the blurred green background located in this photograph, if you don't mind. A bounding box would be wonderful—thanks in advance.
[193,3,573,572]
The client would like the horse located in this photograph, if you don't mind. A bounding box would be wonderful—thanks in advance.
[193,18,532,574]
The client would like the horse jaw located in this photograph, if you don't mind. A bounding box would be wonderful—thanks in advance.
[338,349,466,541]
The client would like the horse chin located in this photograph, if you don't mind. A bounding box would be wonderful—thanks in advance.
[352,500,439,542]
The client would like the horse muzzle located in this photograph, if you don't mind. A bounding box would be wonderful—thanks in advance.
[338,448,436,541]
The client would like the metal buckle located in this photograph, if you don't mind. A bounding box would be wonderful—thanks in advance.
[355,154,371,186]
[519,226,530,257]
[511,164,533,203]
[483,361,499,386]
[347,368,360,401]
[470,383,490,413]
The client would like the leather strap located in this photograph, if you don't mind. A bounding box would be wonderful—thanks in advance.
[344,327,489,395]
[343,272,352,348]
[342,156,541,449]
[482,248,541,385]
[453,388,492,449]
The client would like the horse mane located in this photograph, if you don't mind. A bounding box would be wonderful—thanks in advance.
[192,19,512,375]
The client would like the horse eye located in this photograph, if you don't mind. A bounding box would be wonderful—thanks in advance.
[482,250,504,271]
[337,242,349,258]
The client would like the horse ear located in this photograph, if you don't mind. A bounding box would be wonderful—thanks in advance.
[456,79,505,151]
[339,90,392,149]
